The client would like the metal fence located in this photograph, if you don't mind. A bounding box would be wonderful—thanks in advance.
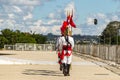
[74,44,120,64]
[4,43,55,51]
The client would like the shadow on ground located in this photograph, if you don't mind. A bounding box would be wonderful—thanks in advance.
[22,69,63,77]
[0,53,16,56]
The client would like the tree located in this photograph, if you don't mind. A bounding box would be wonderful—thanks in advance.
[1,29,13,44]
[0,35,8,48]
[0,29,47,46]
[101,21,120,45]
[18,36,36,43]
[32,34,47,44]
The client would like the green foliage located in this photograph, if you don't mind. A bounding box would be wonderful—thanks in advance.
[0,35,8,48]
[18,36,36,43]
[32,34,47,44]
[1,29,13,44]
[101,21,120,45]
[0,29,47,48]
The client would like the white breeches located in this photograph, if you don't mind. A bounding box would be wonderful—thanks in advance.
[62,55,72,64]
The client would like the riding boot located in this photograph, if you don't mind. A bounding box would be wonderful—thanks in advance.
[63,63,67,76]
[67,64,70,76]
[60,64,63,71]
[62,63,65,74]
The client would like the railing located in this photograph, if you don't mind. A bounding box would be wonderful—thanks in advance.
[74,44,120,64]
[4,43,120,64]
[4,43,55,51]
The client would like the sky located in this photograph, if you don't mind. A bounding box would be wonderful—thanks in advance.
[0,0,120,35]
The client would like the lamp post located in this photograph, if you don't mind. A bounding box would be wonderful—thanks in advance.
[100,34,105,45]
[113,23,119,45]
[108,30,111,45]
[94,19,100,45]
[94,19,97,25]
[117,28,120,45]
[117,29,118,45]
[104,35,105,45]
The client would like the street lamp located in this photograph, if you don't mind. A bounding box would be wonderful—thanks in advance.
[100,33,105,45]
[113,23,119,45]
[108,30,111,45]
[94,19,100,45]
[117,28,120,45]
[103,35,105,45]
[94,19,97,25]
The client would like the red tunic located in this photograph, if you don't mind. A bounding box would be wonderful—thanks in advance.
[60,45,72,60]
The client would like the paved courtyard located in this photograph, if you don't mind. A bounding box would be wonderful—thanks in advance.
[0,50,120,80]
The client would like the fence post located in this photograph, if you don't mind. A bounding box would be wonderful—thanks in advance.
[116,45,118,64]
[90,45,92,56]
[99,45,101,58]
[108,45,110,61]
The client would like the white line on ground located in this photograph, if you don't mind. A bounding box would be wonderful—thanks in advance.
[0,56,107,65]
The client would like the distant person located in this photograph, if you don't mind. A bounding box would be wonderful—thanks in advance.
[59,27,74,76]
[56,28,65,71]
[56,10,76,76]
